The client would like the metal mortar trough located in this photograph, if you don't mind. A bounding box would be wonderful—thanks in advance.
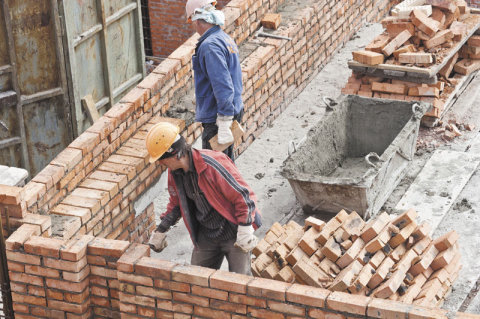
[281,95,427,219]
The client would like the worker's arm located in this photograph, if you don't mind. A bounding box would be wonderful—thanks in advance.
[203,42,236,117]
[157,173,182,232]
[202,153,259,226]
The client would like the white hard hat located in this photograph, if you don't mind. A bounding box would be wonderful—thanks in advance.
[185,0,216,21]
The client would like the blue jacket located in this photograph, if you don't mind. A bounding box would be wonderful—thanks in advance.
[193,26,243,123]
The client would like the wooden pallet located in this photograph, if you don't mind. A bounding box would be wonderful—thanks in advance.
[421,71,476,127]
[348,14,480,82]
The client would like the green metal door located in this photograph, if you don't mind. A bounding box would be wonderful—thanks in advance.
[60,0,146,136]
[0,0,72,177]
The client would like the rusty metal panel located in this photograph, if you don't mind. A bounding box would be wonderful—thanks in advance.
[9,0,60,95]
[0,0,72,177]
[61,0,145,135]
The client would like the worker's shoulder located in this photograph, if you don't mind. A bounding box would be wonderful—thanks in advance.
[196,148,232,166]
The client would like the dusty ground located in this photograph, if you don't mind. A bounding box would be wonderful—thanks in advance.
[153,22,480,315]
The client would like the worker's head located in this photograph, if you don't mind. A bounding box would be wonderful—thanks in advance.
[185,0,224,34]
[145,122,188,170]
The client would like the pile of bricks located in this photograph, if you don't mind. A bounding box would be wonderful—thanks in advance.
[345,0,480,123]
[252,209,462,308]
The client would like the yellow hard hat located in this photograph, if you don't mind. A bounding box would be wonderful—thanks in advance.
[145,122,180,163]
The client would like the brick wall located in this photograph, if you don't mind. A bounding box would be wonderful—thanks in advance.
[8,0,475,317]
[6,233,477,319]
[148,0,231,57]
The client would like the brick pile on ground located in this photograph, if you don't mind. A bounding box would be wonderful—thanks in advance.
[343,0,480,121]
[251,209,462,308]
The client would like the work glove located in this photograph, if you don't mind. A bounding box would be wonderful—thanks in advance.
[216,115,234,145]
[148,231,168,253]
[234,225,258,253]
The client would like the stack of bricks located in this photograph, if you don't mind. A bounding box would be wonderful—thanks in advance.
[5,225,473,318]
[346,0,480,121]
[252,209,462,308]
[351,1,476,68]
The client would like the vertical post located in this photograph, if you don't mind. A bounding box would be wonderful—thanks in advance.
[0,208,14,318]
[96,0,115,111]
[1,0,31,174]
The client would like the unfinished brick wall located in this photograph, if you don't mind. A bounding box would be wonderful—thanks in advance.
[11,0,478,317]
[6,232,477,318]
[148,0,231,57]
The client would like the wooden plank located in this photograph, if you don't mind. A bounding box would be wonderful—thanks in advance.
[395,150,480,233]
[348,14,480,78]
[398,52,433,64]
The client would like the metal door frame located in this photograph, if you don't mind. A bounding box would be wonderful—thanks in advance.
[59,0,146,137]
[0,0,73,174]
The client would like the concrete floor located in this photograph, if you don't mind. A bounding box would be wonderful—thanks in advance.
[152,22,480,315]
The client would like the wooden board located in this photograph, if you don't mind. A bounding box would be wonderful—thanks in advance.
[421,72,476,127]
[348,14,480,81]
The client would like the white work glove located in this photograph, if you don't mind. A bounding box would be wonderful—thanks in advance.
[148,231,168,253]
[234,225,258,253]
[216,115,234,145]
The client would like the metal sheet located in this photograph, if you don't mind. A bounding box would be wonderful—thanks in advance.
[23,95,71,173]
[9,0,60,95]
[0,0,72,177]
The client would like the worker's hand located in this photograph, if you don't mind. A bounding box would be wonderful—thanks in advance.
[148,231,168,253]
[234,225,258,253]
[216,115,234,145]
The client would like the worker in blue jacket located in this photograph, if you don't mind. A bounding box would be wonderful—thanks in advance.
[186,0,244,161]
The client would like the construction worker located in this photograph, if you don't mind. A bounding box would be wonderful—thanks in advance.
[146,122,262,275]
[186,0,244,161]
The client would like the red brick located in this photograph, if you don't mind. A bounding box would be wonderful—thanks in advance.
[286,283,329,307]
[69,132,101,156]
[210,269,252,294]
[44,256,87,272]
[117,243,150,273]
[51,204,92,224]
[135,257,176,280]
[367,298,409,319]
[173,292,209,307]
[25,264,60,278]
[248,278,292,301]
[0,185,24,205]
[172,264,215,287]
[24,236,64,258]
[6,250,41,265]
[327,291,370,315]
[118,271,153,286]
[246,307,284,319]
[87,237,130,258]
[62,195,101,214]
[46,277,89,293]
[104,102,135,123]
[5,224,40,251]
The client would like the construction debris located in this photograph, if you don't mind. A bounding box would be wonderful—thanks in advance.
[252,210,462,308]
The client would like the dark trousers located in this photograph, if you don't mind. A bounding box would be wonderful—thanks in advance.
[201,110,243,162]
[191,231,251,275]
